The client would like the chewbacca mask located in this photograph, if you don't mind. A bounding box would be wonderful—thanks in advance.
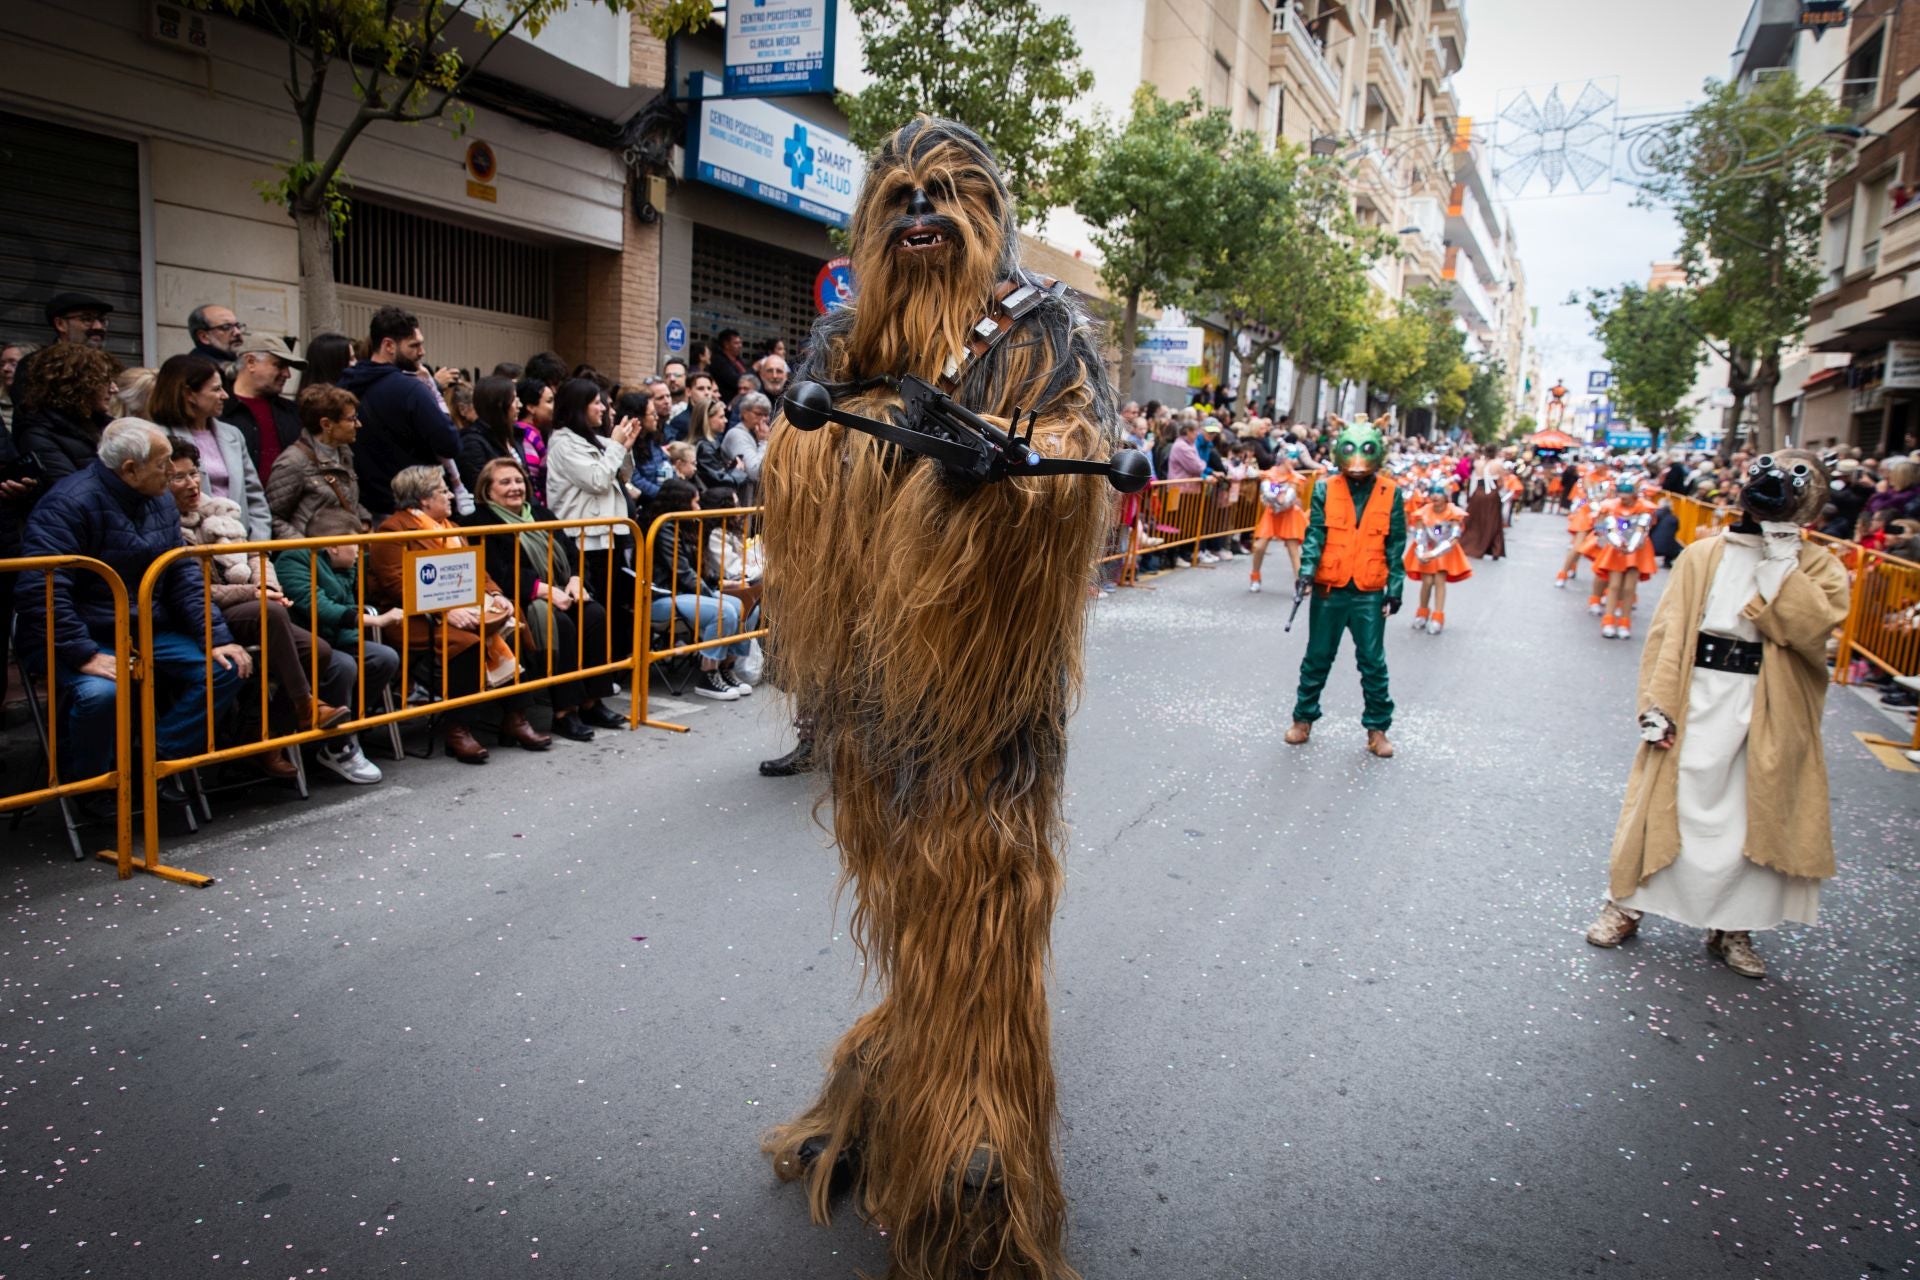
[759,116,1116,1280]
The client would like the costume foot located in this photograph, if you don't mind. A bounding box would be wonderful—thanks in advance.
[1585,902,1641,947]
[795,1134,862,1196]
[1284,721,1312,746]
[1708,929,1766,978]
[759,740,815,777]
[1365,729,1394,758]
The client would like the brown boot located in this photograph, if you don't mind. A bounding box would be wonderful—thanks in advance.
[443,722,490,764]
[1366,729,1395,758]
[1284,721,1312,746]
[1707,929,1766,978]
[1585,902,1641,947]
[498,709,552,751]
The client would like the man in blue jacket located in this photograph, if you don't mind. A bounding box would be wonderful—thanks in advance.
[336,306,462,516]
[14,419,251,781]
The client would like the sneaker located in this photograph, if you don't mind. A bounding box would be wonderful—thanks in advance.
[1174,556,1192,568]
[1707,929,1765,978]
[1601,622,1618,639]
[1248,574,1262,593]
[1427,616,1444,635]
[719,667,754,696]
[1197,551,1219,564]
[1616,623,1632,640]
[1221,545,1239,558]
[1411,608,1429,631]
[693,668,742,701]
[1587,600,1604,615]
[1553,574,1568,589]
[316,740,383,785]
[1585,902,1640,947]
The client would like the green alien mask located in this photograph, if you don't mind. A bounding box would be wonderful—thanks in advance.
[1333,419,1386,479]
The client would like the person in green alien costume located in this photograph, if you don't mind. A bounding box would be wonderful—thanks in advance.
[1285,413,1407,758]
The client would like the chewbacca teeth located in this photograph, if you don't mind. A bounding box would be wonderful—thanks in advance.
[899,231,945,249]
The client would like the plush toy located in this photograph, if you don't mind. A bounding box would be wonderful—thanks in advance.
[759,115,1119,1279]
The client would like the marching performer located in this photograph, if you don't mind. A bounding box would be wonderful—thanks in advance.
[1249,447,1309,592]
[1586,450,1850,979]
[1285,415,1406,758]
[1404,478,1471,634]
[1591,477,1657,639]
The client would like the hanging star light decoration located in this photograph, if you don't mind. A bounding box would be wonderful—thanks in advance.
[1492,80,1620,197]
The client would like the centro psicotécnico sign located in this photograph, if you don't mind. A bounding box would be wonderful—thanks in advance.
[688,98,864,229]
[724,0,835,96]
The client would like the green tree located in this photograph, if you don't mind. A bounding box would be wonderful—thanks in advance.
[200,0,708,337]
[1074,88,1237,397]
[841,0,1094,221]
[1635,73,1845,454]
[1578,283,1707,450]
[1456,358,1508,443]
[1349,286,1466,417]
[1207,151,1390,418]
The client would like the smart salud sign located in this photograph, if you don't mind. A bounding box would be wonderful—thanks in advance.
[688,98,863,229]
[724,0,835,96]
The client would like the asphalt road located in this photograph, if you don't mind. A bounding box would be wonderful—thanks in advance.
[2,512,1916,1280]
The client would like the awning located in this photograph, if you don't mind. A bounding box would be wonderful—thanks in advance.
[1528,429,1579,450]
[1799,366,1844,393]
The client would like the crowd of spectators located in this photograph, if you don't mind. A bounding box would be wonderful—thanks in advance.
[2,295,785,826]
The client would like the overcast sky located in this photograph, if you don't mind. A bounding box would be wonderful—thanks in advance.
[1451,0,1757,385]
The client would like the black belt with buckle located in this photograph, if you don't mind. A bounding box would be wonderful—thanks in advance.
[1696,633,1763,675]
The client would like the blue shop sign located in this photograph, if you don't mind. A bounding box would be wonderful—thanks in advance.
[687,97,864,229]
[725,0,836,96]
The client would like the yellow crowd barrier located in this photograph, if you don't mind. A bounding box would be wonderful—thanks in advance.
[638,506,768,733]
[133,517,650,883]
[1833,545,1920,753]
[1671,494,1739,545]
[1,555,134,876]
[1099,475,1271,584]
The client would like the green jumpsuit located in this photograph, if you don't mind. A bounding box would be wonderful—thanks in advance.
[1290,475,1406,731]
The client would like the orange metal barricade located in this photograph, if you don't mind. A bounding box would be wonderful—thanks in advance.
[0,555,135,876]
[1107,476,1269,582]
[1832,545,1920,752]
[134,519,650,881]
[638,506,768,733]
[1672,494,1739,545]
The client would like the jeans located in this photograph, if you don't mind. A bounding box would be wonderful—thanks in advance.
[649,593,757,661]
[53,631,242,777]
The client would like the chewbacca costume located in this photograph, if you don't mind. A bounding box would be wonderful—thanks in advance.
[759,118,1116,1279]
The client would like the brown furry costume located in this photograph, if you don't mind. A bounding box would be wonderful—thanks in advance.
[759,117,1117,1279]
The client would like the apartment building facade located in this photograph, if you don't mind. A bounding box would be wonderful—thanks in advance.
[1803,0,1920,452]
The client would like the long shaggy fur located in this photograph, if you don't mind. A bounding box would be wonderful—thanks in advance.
[760,116,1117,1280]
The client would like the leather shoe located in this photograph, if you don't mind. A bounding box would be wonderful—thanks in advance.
[255,747,298,780]
[444,722,490,764]
[499,709,552,751]
[299,700,352,732]
[552,711,595,742]
[1366,729,1395,758]
[579,702,626,730]
[1284,721,1312,746]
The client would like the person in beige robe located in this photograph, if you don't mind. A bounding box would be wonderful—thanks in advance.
[1587,449,1851,978]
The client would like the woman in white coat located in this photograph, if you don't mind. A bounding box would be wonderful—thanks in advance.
[543,377,642,656]
[150,354,272,541]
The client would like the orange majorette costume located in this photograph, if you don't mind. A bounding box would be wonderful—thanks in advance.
[1405,480,1470,635]
[1590,479,1658,639]
[1248,452,1312,593]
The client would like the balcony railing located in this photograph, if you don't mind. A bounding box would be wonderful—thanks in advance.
[1371,24,1410,103]
[1275,3,1342,103]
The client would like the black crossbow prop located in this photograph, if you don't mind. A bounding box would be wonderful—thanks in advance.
[782,376,1152,494]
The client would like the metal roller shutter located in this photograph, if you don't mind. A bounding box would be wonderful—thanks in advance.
[0,110,143,365]
[689,226,821,354]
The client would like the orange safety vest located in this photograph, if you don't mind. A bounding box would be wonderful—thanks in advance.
[1314,474,1397,591]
